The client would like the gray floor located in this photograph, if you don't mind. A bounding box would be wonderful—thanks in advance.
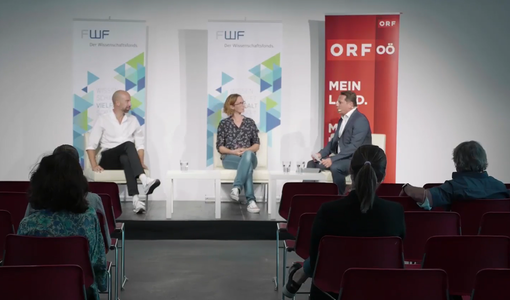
[118,201,285,222]
[105,240,310,300]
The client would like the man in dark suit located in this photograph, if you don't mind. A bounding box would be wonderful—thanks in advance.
[307,91,372,194]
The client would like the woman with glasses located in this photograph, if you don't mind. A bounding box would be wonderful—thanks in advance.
[216,94,261,213]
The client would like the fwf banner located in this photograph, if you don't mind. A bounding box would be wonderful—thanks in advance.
[324,14,400,182]
[207,21,283,167]
[73,20,147,166]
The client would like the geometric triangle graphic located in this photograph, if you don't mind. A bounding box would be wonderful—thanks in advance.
[114,74,124,83]
[273,77,282,92]
[273,64,282,80]
[83,91,94,105]
[137,78,145,91]
[127,53,144,69]
[216,87,222,93]
[74,111,88,131]
[87,71,100,85]
[137,64,145,80]
[266,97,278,111]
[73,94,92,113]
[131,110,145,126]
[249,65,261,78]
[131,96,142,110]
[82,86,88,93]
[262,72,273,85]
[114,64,126,77]
[266,112,281,132]
[262,53,280,70]
[260,79,272,92]
[207,108,215,116]
[221,72,234,86]
[249,75,261,85]
[125,79,136,91]
[126,68,138,84]
[73,108,81,116]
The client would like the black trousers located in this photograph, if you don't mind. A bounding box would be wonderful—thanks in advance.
[306,159,350,195]
[100,142,144,196]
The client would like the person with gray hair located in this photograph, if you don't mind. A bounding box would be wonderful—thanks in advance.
[400,141,509,209]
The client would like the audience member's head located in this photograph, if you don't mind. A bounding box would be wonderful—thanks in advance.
[223,93,243,116]
[453,141,488,173]
[28,152,89,213]
[112,90,131,114]
[350,145,387,213]
[53,144,79,161]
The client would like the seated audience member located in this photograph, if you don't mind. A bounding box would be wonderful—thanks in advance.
[24,144,111,248]
[307,91,372,194]
[400,140,510,210]
[216,93,261,213]
[86,90,160,214]
[283,145,406,300]
[17,152,107,300]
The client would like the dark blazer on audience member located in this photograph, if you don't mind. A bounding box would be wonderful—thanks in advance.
[308,190,406,300]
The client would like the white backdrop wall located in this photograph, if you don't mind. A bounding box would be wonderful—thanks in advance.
[1,0,509,201]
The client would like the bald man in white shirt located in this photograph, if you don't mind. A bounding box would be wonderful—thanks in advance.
[86,90,160,213]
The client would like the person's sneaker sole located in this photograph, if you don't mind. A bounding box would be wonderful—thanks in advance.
[144,179,161,195]
[282,263,303,298]
[133,207,146,214]
[247,207,260,213]
[230,189,240,201]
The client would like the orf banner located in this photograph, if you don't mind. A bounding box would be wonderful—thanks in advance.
[207,21,283,168]
[324,14,399,182]
[73,20,147,166]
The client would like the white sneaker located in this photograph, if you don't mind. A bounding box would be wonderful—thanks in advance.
[143,177,161,195]
[132,195,146,214]
[247,200,260,213]
[230,188,240,201]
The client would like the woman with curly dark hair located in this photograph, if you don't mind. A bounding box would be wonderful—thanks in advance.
[17,152,107,300]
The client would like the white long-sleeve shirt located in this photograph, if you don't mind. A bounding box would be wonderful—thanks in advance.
[86,111,145,152]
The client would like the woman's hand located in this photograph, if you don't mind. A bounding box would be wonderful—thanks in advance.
[232,149,244,156]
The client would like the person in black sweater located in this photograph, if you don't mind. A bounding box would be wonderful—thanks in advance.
[283,145,406,300]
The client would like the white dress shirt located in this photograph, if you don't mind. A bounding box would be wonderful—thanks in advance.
[86,110,145,152]
[337,107,357,153]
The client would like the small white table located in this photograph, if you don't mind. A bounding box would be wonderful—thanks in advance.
[268,171,328,219]
[166,170,222,219]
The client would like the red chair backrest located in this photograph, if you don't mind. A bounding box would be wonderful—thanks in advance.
[403,212,461,262]
[479,212,510,237]
[0,192,29,231]
[471,269,510,300]
[423,183,442,189]
[0,210,14,260]
[451,199,510,235]
[278,182,338,220]
[422,235,510,296]
[382,196,434,211]
[97,193,116,235]
[294,213,317,260]
[376,183,406,196]
[88,182,123,219]
[339,268,449,300]
[287,195,340,236]
[0,265,86,300]
[0,181,30,193]
[313,236,404,294]
[3,235,95,287]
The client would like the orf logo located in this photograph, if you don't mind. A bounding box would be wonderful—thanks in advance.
[216,31,245,40]
[378,20,397,28]
[81,30,110,39]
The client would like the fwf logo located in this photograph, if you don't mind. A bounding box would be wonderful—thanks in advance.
[216,31,245,40]
[81,30,110,39]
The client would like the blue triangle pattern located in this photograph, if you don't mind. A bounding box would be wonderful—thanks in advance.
[249,65,261,77]
[73,108,81,116]
[87,71,100,85]
[73,95,92,112]
[114,64,125,77]
[216,87,222,93]
[221,72,234,86]
[273,77,281,92]
[82,86,88,93]
[260,80,272,92]
[125,79,136,91]
[73,130,82,140]
[266,112,281,132]
[207,108,215,116]
[131,110,145,126]
[137,78,145,92]
[273,64,282,80]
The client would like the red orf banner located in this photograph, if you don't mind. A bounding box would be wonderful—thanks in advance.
[324,14,400,183]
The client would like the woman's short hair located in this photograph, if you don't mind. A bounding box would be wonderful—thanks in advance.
[223,94,242,116]
[350,145,387,213]
[28,152,89,213]
[452,141,488,172]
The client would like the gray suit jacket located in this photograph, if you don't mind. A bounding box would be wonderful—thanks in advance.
[320,109,372,162]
